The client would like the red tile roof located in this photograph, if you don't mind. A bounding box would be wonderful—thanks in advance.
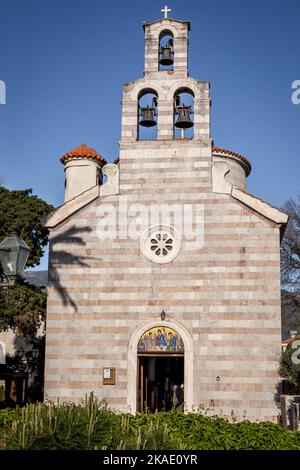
[60,144,107,166]
[212,147,251,176]
[282,335,300,344]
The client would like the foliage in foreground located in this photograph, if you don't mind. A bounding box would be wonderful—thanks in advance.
[0,186,53,269]
[0,185,52,336]
[0,278,46,337]
[279,343,300,392]
[281,194,300,338]
[0,395,300,450]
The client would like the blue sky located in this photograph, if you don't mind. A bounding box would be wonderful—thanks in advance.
[0,0,299,269]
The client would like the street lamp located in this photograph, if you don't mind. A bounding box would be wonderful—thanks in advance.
[0,234,30,285]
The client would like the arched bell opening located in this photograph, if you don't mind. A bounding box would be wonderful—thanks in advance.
[173,88,194,140]
[158,30,174,71]
[137,89,158,141]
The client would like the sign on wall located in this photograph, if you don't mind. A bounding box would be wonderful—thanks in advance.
[102,367,116,385]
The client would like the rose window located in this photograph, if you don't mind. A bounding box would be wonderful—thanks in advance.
[140,225,181,264]
[150,232,174,257]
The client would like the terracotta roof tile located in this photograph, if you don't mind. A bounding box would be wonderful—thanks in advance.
[213,146,251,176]
[282,335,300,344]
[60,144,107,166]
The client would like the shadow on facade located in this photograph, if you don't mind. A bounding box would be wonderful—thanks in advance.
[48,225,99,311]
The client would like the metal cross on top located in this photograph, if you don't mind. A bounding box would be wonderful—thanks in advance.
[161,5,171,18]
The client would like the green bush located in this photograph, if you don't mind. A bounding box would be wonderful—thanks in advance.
[0,394,300,450]
[0,407,21,428]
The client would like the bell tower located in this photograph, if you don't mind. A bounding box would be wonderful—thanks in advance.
[119,9,212,194]
[144,8,189,75]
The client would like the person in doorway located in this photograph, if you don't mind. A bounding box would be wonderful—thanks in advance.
[177,384,184,410]
[163,375,172,410]
[172,383,179,408]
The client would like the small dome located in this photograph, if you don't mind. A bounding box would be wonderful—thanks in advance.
[212,147,251,176]
[60,144,107,166]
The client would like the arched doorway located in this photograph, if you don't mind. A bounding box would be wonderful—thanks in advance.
[127,321,193,413]
[137,326,184,412]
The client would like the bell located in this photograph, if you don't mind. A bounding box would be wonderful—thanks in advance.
[174,105,194,129]
[159,45,173,66]
[139,106,157,127]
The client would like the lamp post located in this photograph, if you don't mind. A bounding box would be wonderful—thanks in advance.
[0,234,30,286]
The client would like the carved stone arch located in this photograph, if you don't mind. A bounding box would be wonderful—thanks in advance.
[158,28,175,42]
[151,24,179,40]
[131,83,165,101]
[166,81,200,102]
[127,319,194,413]
[137,87,158,100]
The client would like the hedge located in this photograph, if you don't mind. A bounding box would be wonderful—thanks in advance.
[0,395,299,450]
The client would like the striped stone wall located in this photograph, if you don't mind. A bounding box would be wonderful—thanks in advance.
[45,138,282,421]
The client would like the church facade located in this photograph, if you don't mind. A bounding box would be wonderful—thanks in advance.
[44,14,288,421]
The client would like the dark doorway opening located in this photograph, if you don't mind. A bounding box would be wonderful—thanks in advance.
[137,355,184,412]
